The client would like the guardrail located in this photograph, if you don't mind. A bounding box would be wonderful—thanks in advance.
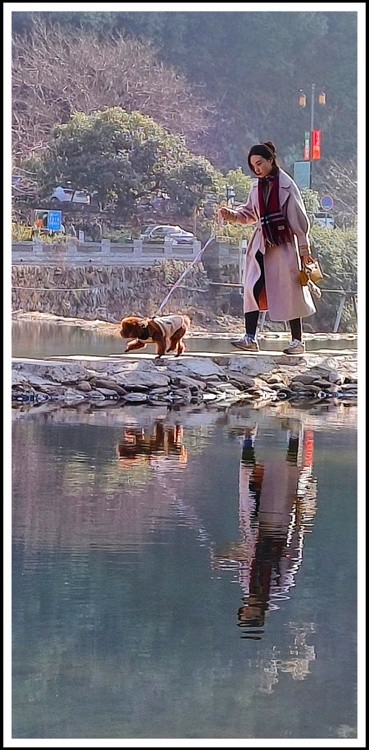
[206,280,357,333]
[12,238,202,267]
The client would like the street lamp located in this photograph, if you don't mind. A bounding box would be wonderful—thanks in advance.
[298,83,326,189]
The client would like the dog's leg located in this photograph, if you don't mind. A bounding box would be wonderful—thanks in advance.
[155,339,167,358]
[175,340,185,356]
[167,326,186,354]
[125,339,147,352]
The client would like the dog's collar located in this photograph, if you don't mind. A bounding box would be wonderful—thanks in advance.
[140,325,150,341]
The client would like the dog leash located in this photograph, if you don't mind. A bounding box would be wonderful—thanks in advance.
[154,229,217,316]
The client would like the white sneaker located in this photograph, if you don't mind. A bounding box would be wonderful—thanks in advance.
[283,339,305,355]
[231,334,259,352]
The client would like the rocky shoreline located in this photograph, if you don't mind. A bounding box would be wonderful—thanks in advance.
[11,312,358,411]
[12,353,357,410]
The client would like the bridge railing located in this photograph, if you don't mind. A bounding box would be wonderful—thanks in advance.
[12,238,202,267]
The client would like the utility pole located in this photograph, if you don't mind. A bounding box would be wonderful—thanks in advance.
[309,83,315,189]
[299,84,326,190]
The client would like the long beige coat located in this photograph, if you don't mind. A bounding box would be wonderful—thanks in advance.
[236,169,316,321]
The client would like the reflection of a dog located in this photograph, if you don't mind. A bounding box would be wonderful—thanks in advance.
[117,423,188,466]
[119,314,190,358]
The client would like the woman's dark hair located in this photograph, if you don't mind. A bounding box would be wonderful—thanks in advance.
[247,141,278,173]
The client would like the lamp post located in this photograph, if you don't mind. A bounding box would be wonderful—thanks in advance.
[224,184,235,207]
[298,84,326,189]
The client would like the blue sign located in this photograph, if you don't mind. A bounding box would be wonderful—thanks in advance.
[47,210,62,231]
[321,194,334,211]
[293,161,311,190]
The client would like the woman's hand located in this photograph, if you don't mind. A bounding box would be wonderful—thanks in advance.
[218,206,238,224]
[301,254,314,265]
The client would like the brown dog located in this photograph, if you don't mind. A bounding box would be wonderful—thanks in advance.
[119,314,190,358]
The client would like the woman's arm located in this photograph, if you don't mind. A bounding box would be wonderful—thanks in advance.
[219,189,258,226]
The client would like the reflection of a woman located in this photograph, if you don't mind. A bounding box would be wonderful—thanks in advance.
[213,419,317,639]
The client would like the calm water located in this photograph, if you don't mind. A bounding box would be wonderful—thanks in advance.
[12,320,357,359]
[11,401,358,740]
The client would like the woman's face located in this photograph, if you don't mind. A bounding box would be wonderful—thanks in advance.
[250,155,273,178]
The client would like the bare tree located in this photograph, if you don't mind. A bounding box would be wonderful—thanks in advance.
[12,17,214,164]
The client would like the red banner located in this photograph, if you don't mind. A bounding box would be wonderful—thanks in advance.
[312,129,321,160]
[303,131,310,161]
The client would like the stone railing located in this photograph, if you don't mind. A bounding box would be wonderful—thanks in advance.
[12,238,202,267]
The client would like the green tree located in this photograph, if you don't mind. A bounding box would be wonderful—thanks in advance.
[301,189,320,216]
[220,168,253,204]
[27,108,220,219]
[310,225,357,331]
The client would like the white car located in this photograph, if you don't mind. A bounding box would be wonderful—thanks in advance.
[49,186,91,204]
[139,224,196,244]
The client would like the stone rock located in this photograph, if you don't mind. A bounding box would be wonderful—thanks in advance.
[169,374,207,392]
[76,380,92,392]
[165,357,225,379]
[118,371,170,388]
[227,373,255,388]
[227,355,279,376]
[290,373,319,385]
[90,378,127,396]
[12,371,29,385]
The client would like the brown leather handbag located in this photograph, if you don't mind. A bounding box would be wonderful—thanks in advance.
[300,258,324,285]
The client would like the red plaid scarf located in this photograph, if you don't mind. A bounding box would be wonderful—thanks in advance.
[258,169,292,246]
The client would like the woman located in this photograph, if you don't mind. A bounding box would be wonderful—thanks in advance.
[219,141,316,354]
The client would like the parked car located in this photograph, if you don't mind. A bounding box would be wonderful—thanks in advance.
[139,224,196,244]
[49,186,91,205]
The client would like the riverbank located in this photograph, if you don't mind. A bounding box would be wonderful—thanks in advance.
[11,308,247,336]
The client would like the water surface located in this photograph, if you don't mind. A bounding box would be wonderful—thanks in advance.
[12,319,357,359]
[11,402,357,740]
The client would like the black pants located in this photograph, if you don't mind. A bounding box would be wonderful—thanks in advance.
[245,251,302,341]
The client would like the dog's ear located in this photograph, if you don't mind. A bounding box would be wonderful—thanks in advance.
[120,319,135,337]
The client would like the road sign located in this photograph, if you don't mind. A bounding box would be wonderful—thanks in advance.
[294,161,311,190]
[33,209,63,232]
[321,194,334,211]
[47,210,62,232]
